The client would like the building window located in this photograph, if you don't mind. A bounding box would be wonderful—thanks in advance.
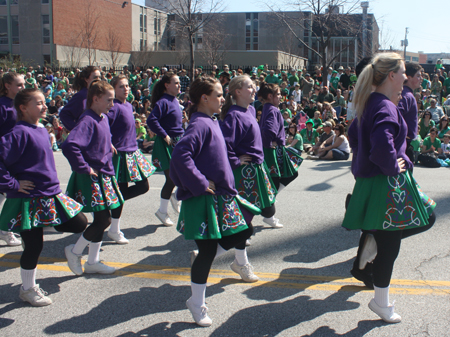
[43,54,50,65]
[0,0,18,4]
[42,0,49,3]
[144,14,147,33]
[253,44,258,50]
[0,16,7,44]
[246,44,250,51]
[42,15,50,44]
[169,37,175,50]
[140,13,143,32]
[11,16,19,44]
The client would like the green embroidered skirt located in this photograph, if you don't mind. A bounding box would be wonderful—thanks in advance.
[113,149,156,183]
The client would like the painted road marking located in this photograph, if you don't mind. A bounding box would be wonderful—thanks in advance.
[1,253,449,296]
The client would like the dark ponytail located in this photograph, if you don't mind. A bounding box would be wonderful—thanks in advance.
[73,66,100,91]
[187,76,218,119]
[258,81,279,100]
[150,72,177,108]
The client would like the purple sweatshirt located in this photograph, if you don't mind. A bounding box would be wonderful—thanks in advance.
[397,86,418,142]
[348,92,412,178]
[170,112,237,200]
[107,99,138,152]
[146,94,183,138]
[59,87,88,131]
[0,122,61,198]
[61,109,115,176]
[0,96,16,138]
[260,103,286,148]
[220,105,264,170]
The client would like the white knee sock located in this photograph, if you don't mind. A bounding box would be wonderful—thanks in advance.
[109,218,121,234]
[214,244,227,259]
[190,282,206,307]
[87,241,102,265]
[277,184,286,193]
[374,285,390,307]
[159,198,169,214]
[21,268,37,291]
[234,248,249,266]
[72,235,90,255]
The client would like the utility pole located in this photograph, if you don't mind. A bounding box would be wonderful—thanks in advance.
[403,27,409,60]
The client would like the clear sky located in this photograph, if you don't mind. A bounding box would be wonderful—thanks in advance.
[132,0,449,55]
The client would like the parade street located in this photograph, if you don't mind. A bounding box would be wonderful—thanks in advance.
[1,152,449,337]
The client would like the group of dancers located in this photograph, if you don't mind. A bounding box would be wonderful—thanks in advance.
[0,52,437,326]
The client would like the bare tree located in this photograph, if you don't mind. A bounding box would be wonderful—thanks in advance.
[197,17,230,68]
[130,44,155,70]
[62,31,84,68]
[277,31,303,70]
[154,0,225,79]
[268,0,367,86]
[80,0,101,66]
[102,27,123,72]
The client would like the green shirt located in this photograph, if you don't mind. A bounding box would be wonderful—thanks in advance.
[290,133,303,151]
[410,135,422,152]
[330,76,339,91]
[265,74,280,84]
[443,78,450,94]
[300,128,319,145]
[280,108,292,118]
[25,77,36,89]
[135,125,147,139]
[422,136,441,151]
[288,75,299,88]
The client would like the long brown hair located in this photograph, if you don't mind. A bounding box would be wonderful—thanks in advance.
[187,76,219,119]
[150,72,177,108]
[0,72,22,97]
[73,66,100,91]
[221,75,251,120]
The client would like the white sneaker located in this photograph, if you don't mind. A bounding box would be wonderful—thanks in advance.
[107,231,129,244]
[170,193,181,213]
[155,210,174,226]
[0,231,21,246]
[64,244,83,275]
[19,284,52,307]
[190,250,198,266]
[368,298,401,323]
[186,297,212,327]
[84,261,116,274]
[263,217,283,228]
[230,260,259,283]
[245,239,251,246]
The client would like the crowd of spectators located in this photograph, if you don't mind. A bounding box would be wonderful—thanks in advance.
[2,59,450,164]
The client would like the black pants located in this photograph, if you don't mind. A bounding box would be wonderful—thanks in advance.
[20,213,87,270]
[272,171,298,191]
[83,209,112,243]
[191,222,253,284]
[355,212,435,288]
[161,169,176,200]
[261,203,276,218]
[111,180,149,219]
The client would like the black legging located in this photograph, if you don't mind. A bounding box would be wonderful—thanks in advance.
[261,204,276,219]
[191,222,253,284]
[370,211,435,288]
[111,180,149,218]
[82,209,111,243]
[20,213,87,270]
[272,171,298,191]
[161,169,176,200]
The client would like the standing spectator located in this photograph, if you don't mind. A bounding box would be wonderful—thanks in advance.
[265,70,279,85]
[179,69,190,93]
[288,69,299,93]
[317,86,334,104]
[430,74,442,99]
[301,73,314,98]
[332,89,346,118]
[339,67,351,91]
[329,70,339,95]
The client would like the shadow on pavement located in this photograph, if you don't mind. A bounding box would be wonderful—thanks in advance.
[209,286,360,337]
[303,319,385,336]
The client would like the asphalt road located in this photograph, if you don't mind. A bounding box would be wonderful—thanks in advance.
[1,152,449,337]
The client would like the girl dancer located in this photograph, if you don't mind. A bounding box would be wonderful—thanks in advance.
[170,77,259,327]
[220,75,277,235]
[259,82,302,227]
[0,89,87,306]
[0,72,25,246]
[107,75,156,244]
[59,66,101,131]
[343,53,436,323]
[62,81,124,275]
[147,72,184,226]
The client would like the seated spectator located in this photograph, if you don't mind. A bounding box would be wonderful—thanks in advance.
[430,74,442,99]
[312,110,323,130]
[421,127,441,156]
[329,70,339,95]
[419,111,435,139]
[438,115,450,140]
[426,98,444,123]
[304,99,317,119]
[52,118,63,146]
[142,129,156,153]
[287,95,297,112]
[439,133,450,159]
[322,102,337,121]
[332,89,346,118]
[280,102,292,118]
[53,82,66,99]
[280,81,289,101]
[300,119,319,154]
[45,123,59,152]
[312,121,335,155]
[286,122,303,153]
[135,118,147,148]
[310,123,350,160]
[410,125,423,164]
[292,84,302,104]
[317,86,334,104]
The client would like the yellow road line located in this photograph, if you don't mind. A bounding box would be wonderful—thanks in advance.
[1,254,449,296]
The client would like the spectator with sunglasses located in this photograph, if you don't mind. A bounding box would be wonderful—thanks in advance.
[418,111,435,139]
[438,115,450,140]
[310,123,350,160]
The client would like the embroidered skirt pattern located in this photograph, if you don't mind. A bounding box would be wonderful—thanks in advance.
[113,149,156,183]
